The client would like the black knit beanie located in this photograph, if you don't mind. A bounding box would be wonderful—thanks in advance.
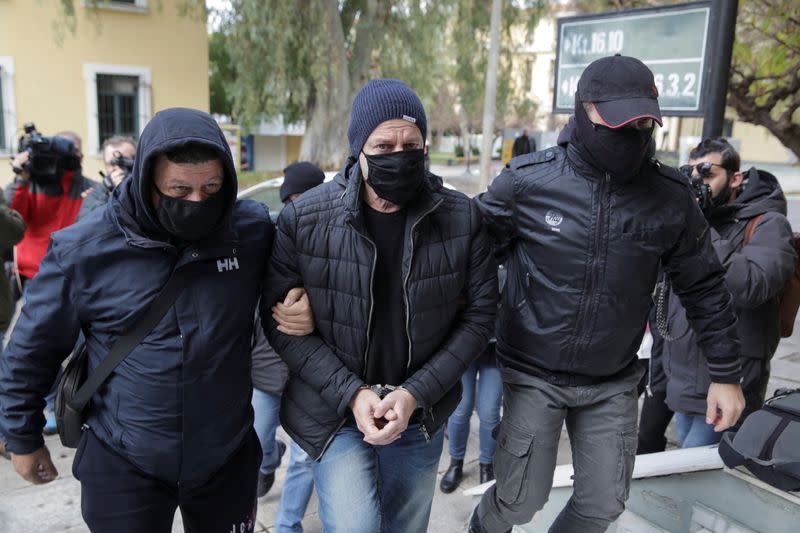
[347,79,427,157]
[280,161,325,203]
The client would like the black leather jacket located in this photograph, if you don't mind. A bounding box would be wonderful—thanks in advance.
[475,136,741,385]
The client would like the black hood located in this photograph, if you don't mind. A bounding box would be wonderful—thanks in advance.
[122,107,238,239]
[708,167,788,222]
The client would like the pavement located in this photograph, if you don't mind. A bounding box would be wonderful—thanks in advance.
[0,162,798,532]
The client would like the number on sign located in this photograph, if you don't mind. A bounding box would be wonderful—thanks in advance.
[608,30,624,53]
[682,73,696,97]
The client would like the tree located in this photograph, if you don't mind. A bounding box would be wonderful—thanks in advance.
[479,0,502,189]
[727,0,799,159]
[222,0,453,168]
[209,30,235,116]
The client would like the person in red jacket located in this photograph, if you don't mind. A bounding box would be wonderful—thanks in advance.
[5,130,97,435]
[6,130,97,291]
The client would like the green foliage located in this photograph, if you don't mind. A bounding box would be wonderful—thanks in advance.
[728,0,799,158]
[209,31,235,116]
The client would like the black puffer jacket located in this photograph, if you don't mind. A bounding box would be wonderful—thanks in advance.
[262,160,498,460]
[663,168,796,415]
[476,128,741,384]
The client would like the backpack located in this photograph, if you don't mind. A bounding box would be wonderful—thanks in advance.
[718,388,800,491]
[742,215,800,337]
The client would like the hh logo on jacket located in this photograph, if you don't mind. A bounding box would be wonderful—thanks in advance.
[217,257,240,273]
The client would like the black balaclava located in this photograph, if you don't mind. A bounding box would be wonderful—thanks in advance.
[572,98,653,183]
[363,148,426,206]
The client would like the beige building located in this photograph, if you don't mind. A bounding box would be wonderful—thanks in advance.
[0,0,209,184]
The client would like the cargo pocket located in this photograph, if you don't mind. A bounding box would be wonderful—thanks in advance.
[493,421,535,504]
[616,429,637,504]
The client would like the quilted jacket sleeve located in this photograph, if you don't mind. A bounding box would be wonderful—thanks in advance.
[261,202,365,417]
[401,201,498,409]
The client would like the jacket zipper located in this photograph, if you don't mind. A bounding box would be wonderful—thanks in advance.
[572,173,610,366]
[317,418,348,460]
[349,221,378,372]
[403,200,444,372]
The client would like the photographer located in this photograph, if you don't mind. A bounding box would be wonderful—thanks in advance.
[5,128,97,290]
[660,138,797,448]
[77,136,136,221]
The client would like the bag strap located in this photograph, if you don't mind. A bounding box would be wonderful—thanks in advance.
[742,214,765,247]
[69,270,187,411]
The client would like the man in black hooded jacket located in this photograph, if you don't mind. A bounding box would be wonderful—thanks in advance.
[0,108,312,533]
[470,55,746,533]
[661,138,796,448]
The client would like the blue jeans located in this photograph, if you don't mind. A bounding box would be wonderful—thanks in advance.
[251,388,282,475]
[312,423,444,533]
[275,440,315,533]
[447,358,502,464]
[675,412,722,448]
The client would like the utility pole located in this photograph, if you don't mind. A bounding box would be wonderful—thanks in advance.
[479,0,502,191]
[702,0,738,139]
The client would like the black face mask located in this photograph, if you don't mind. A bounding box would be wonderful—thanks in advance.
[363,149,426,206]
[155,189,225,242]
[573,102,653,182]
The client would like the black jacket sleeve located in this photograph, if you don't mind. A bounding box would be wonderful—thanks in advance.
[661,191,742,384]
[712,213,796,309]
[261,202,365,417]
[474,168,517,263]
[401,202,498,409]
[0,240,81,454]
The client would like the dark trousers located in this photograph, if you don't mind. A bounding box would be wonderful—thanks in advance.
[637,389,674,454]
[73,429,261,533]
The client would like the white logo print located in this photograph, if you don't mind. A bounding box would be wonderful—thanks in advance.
[217,257,240,273]
[545,210,563,232]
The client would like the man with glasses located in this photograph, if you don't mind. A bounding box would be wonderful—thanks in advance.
[661,138,796,448]
[470,55,746,533]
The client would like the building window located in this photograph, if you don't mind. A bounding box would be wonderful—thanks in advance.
[0,56,16,155]
[97,74,139,146]
[83,63,151,156]
[82,0,148,12]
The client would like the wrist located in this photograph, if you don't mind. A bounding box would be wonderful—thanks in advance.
[349,384,371,409]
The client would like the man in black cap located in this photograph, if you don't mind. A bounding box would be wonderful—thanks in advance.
[470,55,745,532]
[280,161,326,204]
[263,78,497,532]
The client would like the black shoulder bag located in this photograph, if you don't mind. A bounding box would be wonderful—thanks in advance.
[54,271,186,448]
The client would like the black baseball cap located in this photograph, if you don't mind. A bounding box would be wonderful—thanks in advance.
[577,54,662,128]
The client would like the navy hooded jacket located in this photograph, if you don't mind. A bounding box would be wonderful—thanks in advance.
[0,108,274,485]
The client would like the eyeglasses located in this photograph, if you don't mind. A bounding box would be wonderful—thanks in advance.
[679,162,726,178]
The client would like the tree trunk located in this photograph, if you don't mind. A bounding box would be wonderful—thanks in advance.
[479,0,502,190]
[298,0,353,169]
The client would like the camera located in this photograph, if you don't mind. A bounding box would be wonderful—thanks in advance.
[102,152,135,192]
[14,123,80,179]
[680,167,712,212]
